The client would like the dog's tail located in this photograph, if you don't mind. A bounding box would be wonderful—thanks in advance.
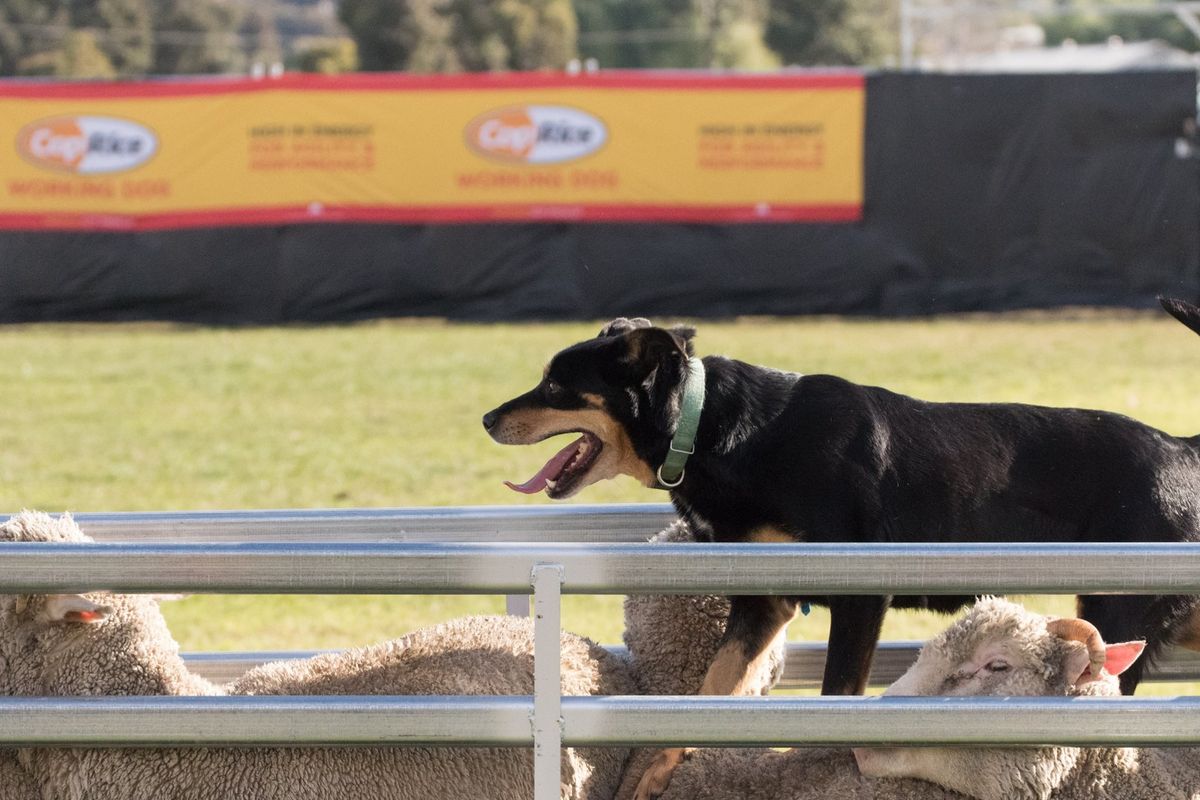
[1160,296,1200,337]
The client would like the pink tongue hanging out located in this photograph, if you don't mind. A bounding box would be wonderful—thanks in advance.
[505,435,586,494]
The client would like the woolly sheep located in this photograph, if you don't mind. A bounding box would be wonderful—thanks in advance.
[624,746,971,800]
[0,511,635,800]
[0,512,782,800]
[0,750,38,800]
[615,520,798,800]
[852,596,1200,800]
[622,520,786,698]
[615,524,966,800]
[623,598,1186,800]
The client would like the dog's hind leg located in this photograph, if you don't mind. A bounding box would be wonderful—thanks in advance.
[823,595,891,695]
[632,595,797,800]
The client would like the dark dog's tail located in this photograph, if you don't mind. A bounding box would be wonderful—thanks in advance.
[1160,296,1200,337]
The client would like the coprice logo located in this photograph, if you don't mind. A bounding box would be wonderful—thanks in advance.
[465,105,607,165]
[17,115,158,175]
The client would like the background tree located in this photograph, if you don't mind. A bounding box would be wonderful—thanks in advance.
[700,0,779,69]
[579,0,879,70]
[149,0,242,75]
[0,0,905,77]
[576,0,777,69]
[58,29,118,77]
[574,0,694,69]
[291,36,358,73]
[0,0,69,76]
[338,0,457,72]
[73,0,154,76]
[446,0,576,71]
[764,0,895,66]
[240,8,283,70]
[341,0,575,72]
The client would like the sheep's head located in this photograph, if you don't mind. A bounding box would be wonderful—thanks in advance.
[871,597,1144,702]
[622,520,786,696]
[852,598,1145,800]
[0,511,190,698]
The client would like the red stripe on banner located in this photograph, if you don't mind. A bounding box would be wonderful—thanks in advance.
[0,71,865,99]
[0,203,861,231]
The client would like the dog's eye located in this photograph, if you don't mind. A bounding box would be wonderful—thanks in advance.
[544,379,562,396]
[984,660,1010,673]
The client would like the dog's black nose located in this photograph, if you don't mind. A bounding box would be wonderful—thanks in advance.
[482,410,499,431]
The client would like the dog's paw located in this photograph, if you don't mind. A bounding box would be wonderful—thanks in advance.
[598,317,652,338]
[633,747,687,800]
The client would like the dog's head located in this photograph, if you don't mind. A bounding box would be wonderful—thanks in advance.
[483,317,696,499]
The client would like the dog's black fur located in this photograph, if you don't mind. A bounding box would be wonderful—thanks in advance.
[484,299,1200,702]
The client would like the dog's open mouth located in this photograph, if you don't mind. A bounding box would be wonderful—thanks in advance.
[505,431,603,499]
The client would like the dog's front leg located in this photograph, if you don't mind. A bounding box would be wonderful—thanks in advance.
[822,594,891,695]
[633,595,796,800]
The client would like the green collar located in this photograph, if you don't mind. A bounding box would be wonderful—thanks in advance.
[656,356,705,489]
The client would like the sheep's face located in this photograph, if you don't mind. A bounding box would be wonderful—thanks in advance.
[853,598,1145,799]
[877,597,1143,701]
[881,597,1074,699]
[0,592,115,696]
[0,512,177,697]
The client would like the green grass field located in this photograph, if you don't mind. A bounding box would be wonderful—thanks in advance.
[3,311,1199,693]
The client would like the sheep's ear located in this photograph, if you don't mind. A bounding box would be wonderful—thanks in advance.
[40,594,113,624]
[1101,641,1146,678]
[1064,639,1146,685]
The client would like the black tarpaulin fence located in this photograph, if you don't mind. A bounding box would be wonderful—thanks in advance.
[1,70,1197,323]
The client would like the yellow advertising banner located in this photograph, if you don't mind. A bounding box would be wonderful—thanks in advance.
[0,72,864,230]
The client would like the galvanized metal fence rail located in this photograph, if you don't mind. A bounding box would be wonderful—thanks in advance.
[5,504,1200,800]
[178,640,1200,689]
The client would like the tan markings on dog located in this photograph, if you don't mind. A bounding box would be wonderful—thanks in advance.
[636,607,793,800]
[698,639,782,696]
[491,396,655,488]
[634,747,689,800]
[699,605,795,696]
[581,392,656,486]
[749,526,795,544]
[1173,606,1200,651]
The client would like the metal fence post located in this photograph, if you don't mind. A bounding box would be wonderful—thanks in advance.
[531,563,564,800]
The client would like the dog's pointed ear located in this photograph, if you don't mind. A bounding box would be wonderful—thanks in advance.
[605,326,692,384]
[598,317,652,338]
[668,325,696,356]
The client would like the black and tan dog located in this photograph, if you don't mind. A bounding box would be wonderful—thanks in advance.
[483,299,1200,798]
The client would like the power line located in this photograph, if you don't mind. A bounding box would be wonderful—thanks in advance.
[7,20,710,48]
[4,21,324,47]
[578,28,705,44]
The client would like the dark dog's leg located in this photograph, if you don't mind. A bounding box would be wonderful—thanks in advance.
[632,595,796,800]
[705,595,800,693]
[1079,594,1194,694]
[823,595,891,695]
